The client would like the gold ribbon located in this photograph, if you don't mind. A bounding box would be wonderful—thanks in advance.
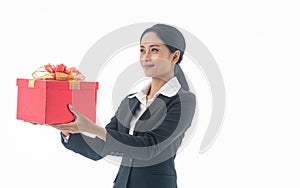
[28,79,35,88]
[69,80,80,90]
[32,66,85,81]
[29,64,85,89]
[27,78,81,90]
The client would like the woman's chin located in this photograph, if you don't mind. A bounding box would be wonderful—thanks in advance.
[143,71,155,77]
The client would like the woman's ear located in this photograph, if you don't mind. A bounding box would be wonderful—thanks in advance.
[172,50,181,64]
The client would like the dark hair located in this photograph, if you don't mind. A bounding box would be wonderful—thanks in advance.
[140,24,190,91]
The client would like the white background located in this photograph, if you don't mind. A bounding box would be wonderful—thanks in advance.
[1,0,300,187]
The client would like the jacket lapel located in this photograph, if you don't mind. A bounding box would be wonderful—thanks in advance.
[125,97,140,127]
[116,97,140,133]
[133,95,167,134]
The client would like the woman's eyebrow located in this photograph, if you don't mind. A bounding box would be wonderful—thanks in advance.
[150,44,160,48]
[140,44,161,48]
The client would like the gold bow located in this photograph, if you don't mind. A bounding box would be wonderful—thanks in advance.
[32,63,85,81]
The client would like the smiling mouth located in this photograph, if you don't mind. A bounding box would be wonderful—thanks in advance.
[143,64,155,69]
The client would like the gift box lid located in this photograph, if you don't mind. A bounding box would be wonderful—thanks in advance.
[16,78,98,90]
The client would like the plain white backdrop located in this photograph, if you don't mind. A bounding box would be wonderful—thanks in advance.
[1,0,300,187]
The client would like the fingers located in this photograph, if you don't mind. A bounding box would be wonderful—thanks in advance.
[52,121,77,126]
[49,122,79,133]
[50,122,75,129]
[24,121,43,125]
[29,122,39,125]
[68,104,82,117]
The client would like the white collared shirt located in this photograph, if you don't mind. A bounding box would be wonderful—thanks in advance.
[127,76,181,135]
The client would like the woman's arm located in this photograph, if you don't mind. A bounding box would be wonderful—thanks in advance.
[51,105,120,161]
[101,93,196,160]
[52,93,195,161]
[61,132,104,161]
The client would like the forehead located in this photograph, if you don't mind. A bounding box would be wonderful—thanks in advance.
[140,32,164,45]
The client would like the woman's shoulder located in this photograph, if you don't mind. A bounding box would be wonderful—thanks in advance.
[177,88,196,99]
[157,88,196,106]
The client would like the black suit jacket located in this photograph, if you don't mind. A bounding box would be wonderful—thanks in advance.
[61,88,196,188]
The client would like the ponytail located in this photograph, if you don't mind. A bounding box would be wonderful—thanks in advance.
[175,63,189,91]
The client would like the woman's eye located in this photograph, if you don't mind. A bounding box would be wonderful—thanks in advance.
[140,49,145,53]
[151,48,158,53]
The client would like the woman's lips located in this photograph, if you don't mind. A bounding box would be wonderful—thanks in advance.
[143,64,154,69]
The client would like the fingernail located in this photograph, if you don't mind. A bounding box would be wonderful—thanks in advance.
[68,104,73,110]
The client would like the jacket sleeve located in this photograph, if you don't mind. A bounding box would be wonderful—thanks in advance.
[101,93,196,160]
[61,133,104,161]
[61,108,120,161]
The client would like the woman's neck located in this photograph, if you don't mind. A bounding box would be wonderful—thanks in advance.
[147,76,172,100]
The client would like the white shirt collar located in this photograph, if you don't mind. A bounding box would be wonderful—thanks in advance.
[128,77,181,102]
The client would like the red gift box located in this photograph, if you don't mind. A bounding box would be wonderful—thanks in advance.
[16,78,98,124]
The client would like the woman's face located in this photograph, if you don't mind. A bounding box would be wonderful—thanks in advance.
[140,32,178,80]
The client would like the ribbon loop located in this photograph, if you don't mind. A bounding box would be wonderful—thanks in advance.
[32,63,85,81]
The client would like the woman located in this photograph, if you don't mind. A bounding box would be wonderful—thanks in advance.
[51,23,196,188]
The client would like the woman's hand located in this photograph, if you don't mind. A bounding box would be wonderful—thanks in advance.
[49,104,106,141]
[23,121,71,137]
[49,104,94,133]
[23,120,74,136]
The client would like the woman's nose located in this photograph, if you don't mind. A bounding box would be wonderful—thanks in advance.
[141,50,151,62]
[144,56,151,62]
